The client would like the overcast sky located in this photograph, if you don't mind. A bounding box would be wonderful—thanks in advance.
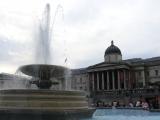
[0,0,160,73]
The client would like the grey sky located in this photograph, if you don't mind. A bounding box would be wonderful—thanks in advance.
[0,0,160,73]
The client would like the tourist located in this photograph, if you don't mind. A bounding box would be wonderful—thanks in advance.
[129,102,134,108]
[142,101,149,110]
[136,100,141,107]
[112,101,117,107]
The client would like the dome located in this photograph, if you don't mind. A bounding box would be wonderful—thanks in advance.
[105,41,121,56]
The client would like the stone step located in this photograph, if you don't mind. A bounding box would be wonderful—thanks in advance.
[0,106,89,110]
[0,90,85,96]
[0,101,88,108]
[0,95,86,101]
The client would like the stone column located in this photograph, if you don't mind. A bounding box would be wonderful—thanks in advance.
[128,71,131,89]
[92,72,94,91]
[107,71,109,90]
[123,70,126,89]
[118,70,121,90]
[112,71,115,90]
[97,72,99,91]
[102,72,104,90]
[142,71,145,87]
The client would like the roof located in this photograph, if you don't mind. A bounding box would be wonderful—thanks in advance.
[105,41,122,56]
[87,61,131,72]
[71,68,87,75]
[123,57,160,66]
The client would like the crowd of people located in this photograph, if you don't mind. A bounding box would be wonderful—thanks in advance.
[95,98,159,110]
[128,100,149,110]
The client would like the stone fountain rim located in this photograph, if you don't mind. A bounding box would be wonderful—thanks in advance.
[18,64,68,70]
[18,64,69,77]
[0,89,84,94]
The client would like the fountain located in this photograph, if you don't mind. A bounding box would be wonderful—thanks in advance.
[0,3,95,120]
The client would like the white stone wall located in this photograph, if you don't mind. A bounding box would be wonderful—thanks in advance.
[133,65,160,87]
[70,63,160,92]
[147,65,160,83]
[104,54,122,63]
[133,66,146,87]
[0,78,30,89]
[71,73,89,93]
[135,71,145,87]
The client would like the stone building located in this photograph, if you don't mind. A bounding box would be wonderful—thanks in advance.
[71,41,160,108]
[0,73,30,89]
[71,68,89,93]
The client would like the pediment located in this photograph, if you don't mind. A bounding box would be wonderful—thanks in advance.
[87,62,130,72]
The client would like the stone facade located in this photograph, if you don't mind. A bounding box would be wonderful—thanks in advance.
[71,69,89,95]
[71,41,160,108]
[0,73,30,89]
[104,54,122,63]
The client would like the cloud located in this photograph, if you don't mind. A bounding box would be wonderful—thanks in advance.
[63,0,160,68]
[0,0,160,73]
[0,37,34,72]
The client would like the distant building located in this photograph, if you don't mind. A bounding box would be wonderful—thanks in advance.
[71,68,89,93]
[0,72,69,90]
[0,73,30,89]
[71,40,160,108]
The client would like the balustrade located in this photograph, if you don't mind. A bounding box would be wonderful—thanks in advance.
[93,88,160,97]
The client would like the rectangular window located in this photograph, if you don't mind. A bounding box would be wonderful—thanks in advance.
[138,82,143,88]
[80,78,82,83]
[138,71,141,76]
[155,70,158,76]
[147,71,150,76]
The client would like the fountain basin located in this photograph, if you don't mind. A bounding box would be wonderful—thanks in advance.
[18,64,69,89]
[0,89,95,119]
[19,64,68,78]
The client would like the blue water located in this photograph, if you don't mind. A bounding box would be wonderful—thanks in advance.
[84,109,160,120]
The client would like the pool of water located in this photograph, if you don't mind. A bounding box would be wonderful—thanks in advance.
[83,109,160,120]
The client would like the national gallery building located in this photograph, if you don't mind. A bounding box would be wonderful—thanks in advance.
[71,41,160,108]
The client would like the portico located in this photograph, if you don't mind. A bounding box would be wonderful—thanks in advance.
[87,41,136,104]
[88,64,132,92]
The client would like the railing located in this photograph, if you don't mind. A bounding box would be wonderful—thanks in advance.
[92,88,160,97]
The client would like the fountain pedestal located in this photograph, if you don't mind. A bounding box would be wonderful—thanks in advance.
[0,89,95,119]
[0,64,95,119]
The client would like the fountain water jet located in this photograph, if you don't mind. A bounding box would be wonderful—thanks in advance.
[0,3,95,120]
[35,3,51,64]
